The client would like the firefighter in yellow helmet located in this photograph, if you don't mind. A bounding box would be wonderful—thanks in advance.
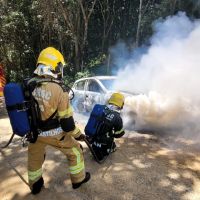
[85,92,125,162]
[28,47,90,194]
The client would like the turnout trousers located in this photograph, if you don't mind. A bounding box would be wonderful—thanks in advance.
[28,132,85,189]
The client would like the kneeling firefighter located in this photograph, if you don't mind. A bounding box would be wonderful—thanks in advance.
[28,47,90,194]
[85,92,125,162]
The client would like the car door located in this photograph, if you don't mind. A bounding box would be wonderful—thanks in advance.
[71,79,87,112]
[84,79,105,112]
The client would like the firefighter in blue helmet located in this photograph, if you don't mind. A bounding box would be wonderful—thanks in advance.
[86,92,125,162]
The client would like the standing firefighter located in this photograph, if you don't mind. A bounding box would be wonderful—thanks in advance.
[85,92,125,162]
[28,47,90,194]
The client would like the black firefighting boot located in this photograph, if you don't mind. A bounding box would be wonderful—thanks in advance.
[31,177,44,195]
[72,172,91,189]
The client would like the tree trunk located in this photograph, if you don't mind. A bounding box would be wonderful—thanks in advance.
[107,54,110,75]
[78,0,97,71]
[74,35,80,72]
[170,0,177,14]
[58,31,63,54]
[135,0,143,48]
[80,20,88,71]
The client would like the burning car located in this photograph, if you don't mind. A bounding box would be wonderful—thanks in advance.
[70,76,118,112]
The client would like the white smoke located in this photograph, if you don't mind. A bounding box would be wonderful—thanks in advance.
[113,12,200,134]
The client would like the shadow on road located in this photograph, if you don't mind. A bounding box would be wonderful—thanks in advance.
[1,102,200,200]
[1,130,200,200]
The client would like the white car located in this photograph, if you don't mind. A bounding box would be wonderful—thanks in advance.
[70,76,119,112]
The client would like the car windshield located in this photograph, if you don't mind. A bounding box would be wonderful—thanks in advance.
[100,79,116,90]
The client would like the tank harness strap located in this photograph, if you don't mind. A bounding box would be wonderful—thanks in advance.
[39,109,60,132]
[6,101,30,112]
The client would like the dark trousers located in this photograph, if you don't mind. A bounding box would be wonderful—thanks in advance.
[91,139,115,161]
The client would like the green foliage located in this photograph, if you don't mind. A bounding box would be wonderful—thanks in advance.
[0,0,199,83]
[61,69,91,88]
[62,74,74,87]
[75,70,92,81]
[87,54,106,68]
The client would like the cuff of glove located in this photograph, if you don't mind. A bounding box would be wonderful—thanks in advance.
[72,127,82,139]
[75,134,86,141]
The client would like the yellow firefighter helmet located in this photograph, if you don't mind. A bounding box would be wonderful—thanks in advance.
[34,47,66,78]
[108,92,125,108]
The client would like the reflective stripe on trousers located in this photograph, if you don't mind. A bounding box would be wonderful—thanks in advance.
[69,147,85,175]
[28,168,42,182]
[115,128,124,135]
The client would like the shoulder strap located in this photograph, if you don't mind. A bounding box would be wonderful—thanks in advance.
[27,77,74,100]
[28,77,69,92]
[24,77,59,130]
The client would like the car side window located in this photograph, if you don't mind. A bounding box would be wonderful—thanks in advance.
[75,80,85,90]
[88,80,102,93]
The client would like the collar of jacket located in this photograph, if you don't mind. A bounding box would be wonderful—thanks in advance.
[107,104,121,113]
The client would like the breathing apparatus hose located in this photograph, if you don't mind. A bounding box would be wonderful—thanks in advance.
[1,133,15,148]
[64,84,74,100]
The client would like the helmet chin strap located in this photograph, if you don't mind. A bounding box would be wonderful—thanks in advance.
[49,63,64,80]
[60,65,64,78]
[55,63,64,79]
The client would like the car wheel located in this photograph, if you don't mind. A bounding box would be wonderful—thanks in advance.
[71,98,85,113]
[77,100,85,112]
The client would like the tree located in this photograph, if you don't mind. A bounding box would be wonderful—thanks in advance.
[78,0,97,70]
[0,0,199,82]
[0,0,34,81]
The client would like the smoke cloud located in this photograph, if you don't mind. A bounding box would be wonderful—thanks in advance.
[113,12,200,134]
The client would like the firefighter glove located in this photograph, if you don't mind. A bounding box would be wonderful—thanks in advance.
[75,134,86,141]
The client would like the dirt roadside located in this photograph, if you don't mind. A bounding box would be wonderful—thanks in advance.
[1,101,200,200]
